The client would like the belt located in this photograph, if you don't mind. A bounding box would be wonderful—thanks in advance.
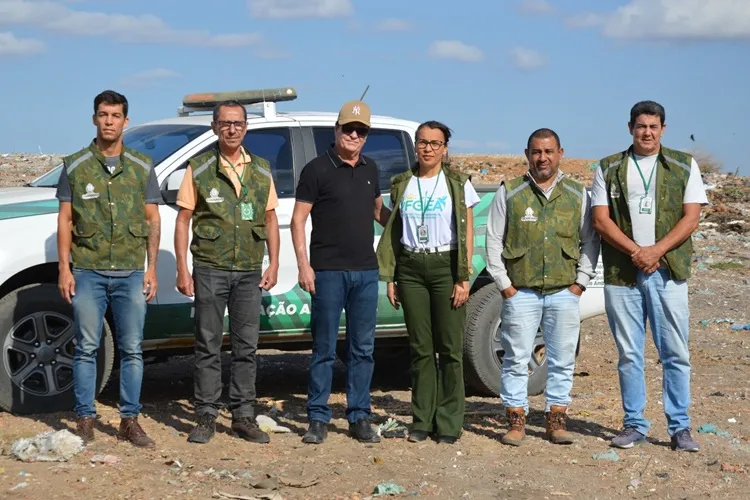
[402,244,457,254]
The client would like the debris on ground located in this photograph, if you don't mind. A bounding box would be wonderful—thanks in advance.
[721,463,746,473]
[731,323,750,331]
[372,481,407,496]
[89,454,122,465]
[699,317,736,327]
[376,417,409,438]
[627,478,642,491]
[697,423,732,438]
[591,450,620,462]
[10,430,84,462]
[255,415,291,433]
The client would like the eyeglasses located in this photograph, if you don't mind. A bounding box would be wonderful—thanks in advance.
[416,139,445,150]
[341,124,369,137]
[216,120,246,130]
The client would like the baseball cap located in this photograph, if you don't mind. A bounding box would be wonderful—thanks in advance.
[337,100,371,127]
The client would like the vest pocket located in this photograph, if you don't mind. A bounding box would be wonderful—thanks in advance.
[251,226,268,241]
[194,224,221,241]
[128,221,150,238]
[560,239,580,261]
[73,222,97,238]
[501,245,528,260]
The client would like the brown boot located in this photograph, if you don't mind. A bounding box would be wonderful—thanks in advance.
[546,406,575,444]
[501,407,526,446]
[75,416,95,444]
[117,417,155,449]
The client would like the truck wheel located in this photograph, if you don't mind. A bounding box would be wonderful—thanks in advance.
[0,283,115,415]
[463,284,548,397]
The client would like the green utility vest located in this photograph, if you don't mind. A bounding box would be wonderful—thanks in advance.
[502,174,584,293]
[600,145,693,286]
[377,164,471,283]
[189,147,272,271]
[64,141,153,271]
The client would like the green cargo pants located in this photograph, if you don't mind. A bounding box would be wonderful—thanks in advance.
[396,249,466,438]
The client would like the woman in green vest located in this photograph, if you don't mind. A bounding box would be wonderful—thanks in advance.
[376,120,480,444]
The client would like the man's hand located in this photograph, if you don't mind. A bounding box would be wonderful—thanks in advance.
[58,269,76,304]
[501,285,518,300]
[298,264,316,295]
[176,268,194,297]
[143,269,158,302]
[387,282,400,309]
[568,283,584,296]
[632,245,663,274]
[260,263,279,291]
[451,281,470,309]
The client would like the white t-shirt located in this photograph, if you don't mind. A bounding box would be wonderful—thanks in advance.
[591,154,709,246]
[399,174,481,248]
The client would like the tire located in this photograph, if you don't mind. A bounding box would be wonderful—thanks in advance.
[0,283,115,415]
[463,284,549,397]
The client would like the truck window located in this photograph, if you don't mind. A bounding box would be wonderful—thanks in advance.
[311,127,412,191]
[242,128,295,197]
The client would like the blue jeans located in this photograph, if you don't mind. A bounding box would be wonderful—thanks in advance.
[72,270,147,418]
[500,287,581,412]
[604,268,691,436]
[307,269,378,424]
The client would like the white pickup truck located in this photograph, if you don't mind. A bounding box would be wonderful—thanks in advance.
[0,88,605,415]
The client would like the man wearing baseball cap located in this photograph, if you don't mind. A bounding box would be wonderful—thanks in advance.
[291,100,391,444]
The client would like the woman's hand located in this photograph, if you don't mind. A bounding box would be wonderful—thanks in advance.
[451,280,470,309]
[387,282,400,309]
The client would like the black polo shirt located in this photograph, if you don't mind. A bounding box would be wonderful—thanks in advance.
[296,147,381,270]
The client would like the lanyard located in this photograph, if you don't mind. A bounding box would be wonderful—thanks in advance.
[416,169,442,225]
[220,149,249,201]
[631,152,656,193]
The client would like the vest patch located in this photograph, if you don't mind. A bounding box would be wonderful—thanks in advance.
[521,207,538,222]
[610,183,621,199]
[206,187,224,204]
[81,183,100,200]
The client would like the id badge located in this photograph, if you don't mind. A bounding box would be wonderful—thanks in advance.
[417,224,429,244]
[240,202,255,221]
[638,196,653,215]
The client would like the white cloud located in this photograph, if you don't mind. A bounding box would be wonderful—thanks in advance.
[567,0,750,40]
[0,31,44,56]
[374,18,412,32]
[510,46,546,70]
[247,0,352,19]
[517,0,555,15]
[0,0,261,47]
[428,40,484,63]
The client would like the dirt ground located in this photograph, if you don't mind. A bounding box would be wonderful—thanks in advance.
[1,155,750,499]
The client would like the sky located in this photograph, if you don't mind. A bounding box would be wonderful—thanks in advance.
[1,0,749,173]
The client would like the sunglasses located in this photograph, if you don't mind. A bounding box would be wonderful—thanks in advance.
[341,124,369,137]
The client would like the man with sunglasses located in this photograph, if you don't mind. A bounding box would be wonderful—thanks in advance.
[174,100,280,445]
[291,100,391,444]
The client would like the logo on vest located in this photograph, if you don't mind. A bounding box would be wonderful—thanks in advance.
[610,183,621,199]
[81,183,100,200]
[521,207,538,222]
[206,188,224,204]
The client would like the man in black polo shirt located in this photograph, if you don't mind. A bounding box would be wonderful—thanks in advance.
[291,100,391,444]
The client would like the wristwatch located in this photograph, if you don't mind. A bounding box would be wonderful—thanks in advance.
[574,282,587,292]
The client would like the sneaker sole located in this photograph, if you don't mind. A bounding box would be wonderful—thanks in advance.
[233,432,270,444]
[611,439,645,449]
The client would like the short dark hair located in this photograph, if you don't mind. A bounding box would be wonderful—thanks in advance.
[526,128,561,150]
[629,100,665,126]
[213,100,247,122]
[416,120,452,144]
[94,90,128,117]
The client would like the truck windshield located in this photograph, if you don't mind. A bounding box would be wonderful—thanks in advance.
[29,124,211,187]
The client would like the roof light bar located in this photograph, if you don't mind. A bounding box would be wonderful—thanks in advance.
[181,87,297,109]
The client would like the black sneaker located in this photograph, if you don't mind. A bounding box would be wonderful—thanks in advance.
[187,413,217,444]
[302,420,328,444]
[671,429,700,452]
[611,427,646,449]
[349,418,381,443]
[408,430,429,443]
[231,417,270,444]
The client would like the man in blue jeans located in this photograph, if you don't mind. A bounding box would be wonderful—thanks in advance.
[56,90,162,448]
[592,101,708,452]
[291,100,391,444]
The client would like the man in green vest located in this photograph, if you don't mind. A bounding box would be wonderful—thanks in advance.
[485,128,599,447]
[591,101,708,452]
[174,100,280,445]
[56,90,162,448]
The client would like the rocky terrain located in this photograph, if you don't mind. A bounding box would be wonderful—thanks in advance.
[0,153,749,499]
